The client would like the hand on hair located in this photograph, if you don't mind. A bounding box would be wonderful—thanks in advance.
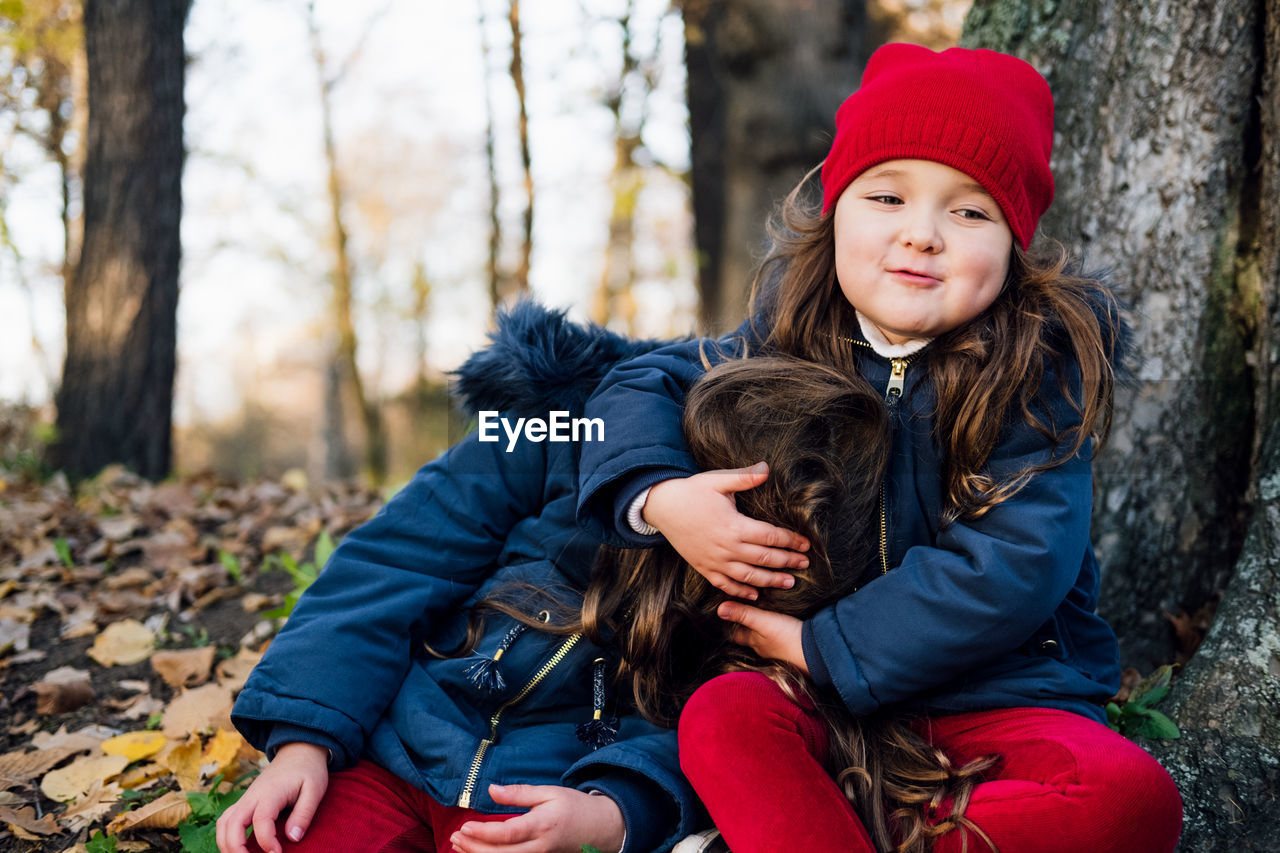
[449,784,625,853]
[718,601,808,675]
[644,463,810,600]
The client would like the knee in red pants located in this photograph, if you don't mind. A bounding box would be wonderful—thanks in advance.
[923,708,1183,853]
[678,671,829,782]
[678,672,874,853]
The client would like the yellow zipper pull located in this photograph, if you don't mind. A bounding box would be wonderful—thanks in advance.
[886,358,907,405]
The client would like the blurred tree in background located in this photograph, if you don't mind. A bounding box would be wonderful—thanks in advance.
[0,0,84,389]
[52,0,189,481]
[682,0,870,332]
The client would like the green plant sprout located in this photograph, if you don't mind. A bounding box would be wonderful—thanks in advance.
[1106,664,1180,739]
[262,530,337,620]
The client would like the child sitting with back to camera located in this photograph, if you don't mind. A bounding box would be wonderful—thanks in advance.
[215,304,699,853]
[575,43,1184,852]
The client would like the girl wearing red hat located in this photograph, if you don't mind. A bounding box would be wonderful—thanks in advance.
[577,43,1184,851]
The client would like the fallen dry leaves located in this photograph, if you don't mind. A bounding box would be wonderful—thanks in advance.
[101,731,167,763]
[106,789,192,834]
[41,754,129,802]
[87,619,157,667]
[151,646,216,689]
[32,665,95,714]
[0,466,382,848]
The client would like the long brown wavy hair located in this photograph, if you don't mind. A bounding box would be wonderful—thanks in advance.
[449,355,998,850]
[590,355,997,853]
[751,166,1120,525]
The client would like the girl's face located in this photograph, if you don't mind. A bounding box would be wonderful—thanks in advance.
[832,158,1014,345]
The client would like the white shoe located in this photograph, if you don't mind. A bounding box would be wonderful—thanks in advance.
[672,828,729,853]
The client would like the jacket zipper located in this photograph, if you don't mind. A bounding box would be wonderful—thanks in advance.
[457,632,584,808]
[845,337,919,574]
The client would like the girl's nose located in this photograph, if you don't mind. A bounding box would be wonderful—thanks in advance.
[899,212,942,253]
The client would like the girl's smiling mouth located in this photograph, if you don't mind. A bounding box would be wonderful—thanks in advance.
[889,268,942,286]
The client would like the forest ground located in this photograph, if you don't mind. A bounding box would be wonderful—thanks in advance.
[0,467,383,851]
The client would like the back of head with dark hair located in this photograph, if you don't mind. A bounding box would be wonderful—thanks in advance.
[602,354,889,725]
[591,355,999,853]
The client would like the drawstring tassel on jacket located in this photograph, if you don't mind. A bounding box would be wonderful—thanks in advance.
[576,657,619,749]
[465,622,528,694]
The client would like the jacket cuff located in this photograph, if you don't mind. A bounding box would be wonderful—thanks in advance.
[264,724,349,771]
[608,468,691,546]
[579,770,676,853]
[801,620,832,690]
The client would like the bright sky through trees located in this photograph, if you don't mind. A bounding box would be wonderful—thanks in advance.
[0,0,694,430]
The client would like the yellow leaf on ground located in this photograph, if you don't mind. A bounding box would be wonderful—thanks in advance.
[202,729,244,781]
[162,682,233,738]
[87,619,155,666]
[106,788,191,834]
[40,754,129,803]
[157,736,203,791]
[117,762,166,789]
[101,730,168,763]
[151,646,215,689]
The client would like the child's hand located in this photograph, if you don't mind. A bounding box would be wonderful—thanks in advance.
[644,462,810,599]
[718,601,808,674]
[215,742,329,853]
[449,784,625,853]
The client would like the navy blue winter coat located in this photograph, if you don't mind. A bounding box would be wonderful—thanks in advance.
[576,317,1123,725]
[232,304,697,853]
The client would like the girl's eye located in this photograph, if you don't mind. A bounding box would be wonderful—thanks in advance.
[957,208,992,221]
[869,195,902,206]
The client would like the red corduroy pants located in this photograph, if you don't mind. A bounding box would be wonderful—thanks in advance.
[678,672,1183,853]
[244,760,515,853]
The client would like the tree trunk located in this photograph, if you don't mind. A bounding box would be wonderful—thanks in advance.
[478,0,505,310]
[682,0,868,332]
[308,3,387,486]
[508,0,533,298]
[1151,6,1280,848]
[54,0,189,481]
[963,0,1261,672]
[964,0,1278,845]
[591,0,652,333]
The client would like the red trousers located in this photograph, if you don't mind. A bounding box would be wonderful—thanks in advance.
[679,672,1183,853]
[244,760,515,853]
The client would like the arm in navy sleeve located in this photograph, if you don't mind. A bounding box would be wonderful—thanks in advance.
[233,427,552,766]
[576,323,758,546]
[564,727,697,853]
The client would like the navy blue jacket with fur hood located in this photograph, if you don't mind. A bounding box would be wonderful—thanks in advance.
[232,303,696,853]
[576,305,1124,725]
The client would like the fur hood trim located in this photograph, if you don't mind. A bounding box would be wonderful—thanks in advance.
[451,301,676,417]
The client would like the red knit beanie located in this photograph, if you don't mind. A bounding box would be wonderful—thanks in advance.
[820,43,1055,249]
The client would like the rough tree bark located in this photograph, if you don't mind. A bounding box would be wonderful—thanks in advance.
[681,0,868,332]
[963,0,1259,670]
[1153,6,1280,848]
[964,0,1278,846]
[53,0,189,481]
